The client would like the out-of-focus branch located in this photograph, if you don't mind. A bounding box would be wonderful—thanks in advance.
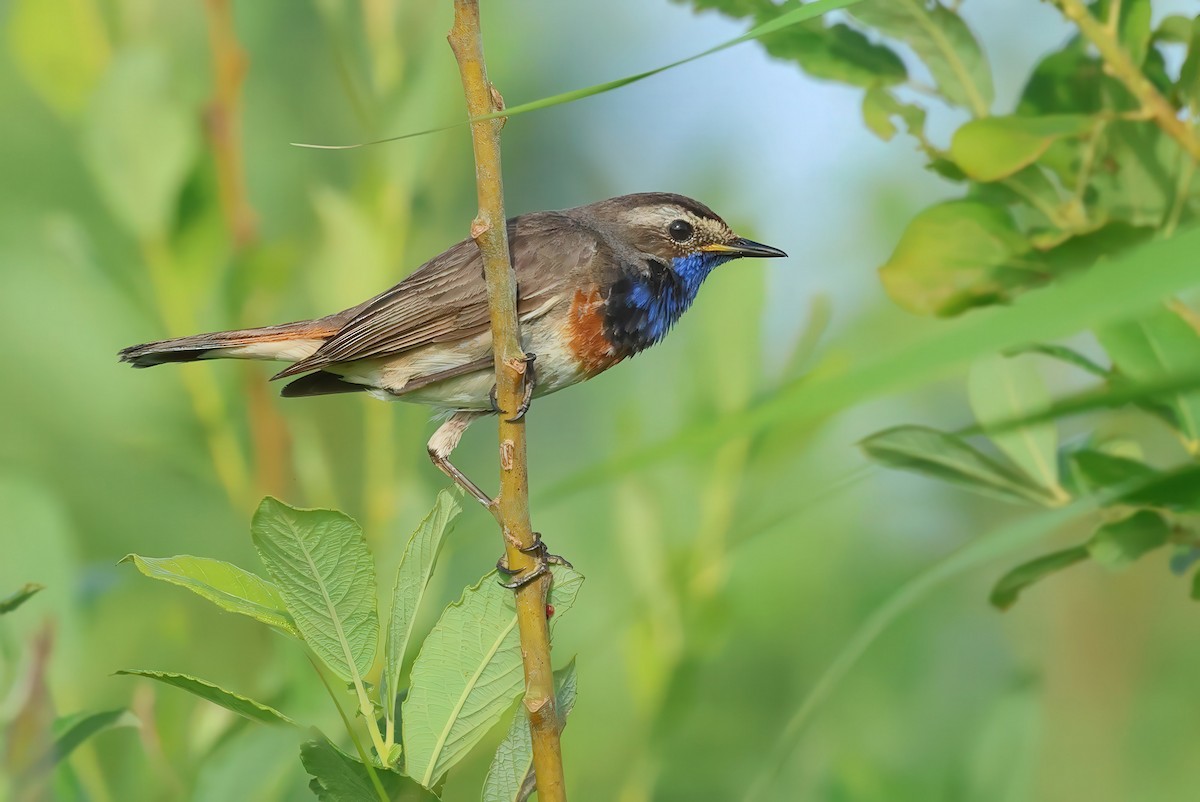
[446,3,567,801]
[202,0,257,249]
[1052,0,1200,162]
[203,0,296,499]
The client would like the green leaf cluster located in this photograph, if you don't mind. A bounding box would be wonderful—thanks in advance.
[121,491,584,800]
[860,308,1200,608]
[678,0,1200,317]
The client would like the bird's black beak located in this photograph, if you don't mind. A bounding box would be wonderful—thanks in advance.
[701,238,787,259]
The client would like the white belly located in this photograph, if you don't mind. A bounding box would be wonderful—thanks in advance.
[338,323,586,411]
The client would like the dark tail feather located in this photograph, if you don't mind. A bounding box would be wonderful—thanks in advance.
[118,319,334,368]
[281,371,368,397]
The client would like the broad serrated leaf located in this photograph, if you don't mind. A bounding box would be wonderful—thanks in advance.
[950,115,1094,182]
[968,355,1062,495]
[878,200,1032,317]
[1087,510,1169,569]
[1099,307,1200,449]
[861,425,1055,505]
[852,0,992,112]
[301,736,432,802]
[251,498,379,683]
[115,670,297,727]
[0,583,44,615]
[482,660,578,802]
[47,709,139,767]
[990,546,1089,609]
[403,566,584,790]
[384,491,461,719]
[120,554,298,637]
[81,48,197,238]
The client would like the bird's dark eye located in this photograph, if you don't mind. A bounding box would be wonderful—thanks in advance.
[667,219,694,242]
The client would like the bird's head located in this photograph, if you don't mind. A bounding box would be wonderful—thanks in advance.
[591,192,787,285]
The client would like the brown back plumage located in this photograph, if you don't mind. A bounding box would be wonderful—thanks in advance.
[271,211,603,379]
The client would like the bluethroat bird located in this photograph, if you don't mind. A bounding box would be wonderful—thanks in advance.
[120,193,785,579]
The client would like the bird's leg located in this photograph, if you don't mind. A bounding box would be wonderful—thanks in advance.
[427,410,498,518]
[486,352,538,422]
[496,531,573,590]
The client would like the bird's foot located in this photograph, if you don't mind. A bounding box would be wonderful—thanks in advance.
[508,352,537,422]
[496,531,571,590]
[486,352,538,422]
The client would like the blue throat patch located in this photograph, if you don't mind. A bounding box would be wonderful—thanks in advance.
[603,252,733,355]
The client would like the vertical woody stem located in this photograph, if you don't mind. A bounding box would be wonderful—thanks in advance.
[202,0,258,250]
[447,3,567,801]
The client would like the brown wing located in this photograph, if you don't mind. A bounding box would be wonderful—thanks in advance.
[274,212,599,379]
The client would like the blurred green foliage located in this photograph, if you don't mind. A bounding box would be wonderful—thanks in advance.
[3,0,1200,800]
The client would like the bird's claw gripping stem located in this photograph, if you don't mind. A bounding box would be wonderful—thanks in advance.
[487,352,537,422]
[496,531,571,590]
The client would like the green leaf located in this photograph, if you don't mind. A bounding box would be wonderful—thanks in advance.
[990,546,1089,610]
[760,21,907,88]
[1192,570,1200,601]
[482,660,578,802]
[1123,464,1200,513]
[1070,449,1157,493]
[1155,15,1193,45]
[6,0,109,117]
[1099,306,1200,449]
[0,583,44,615]
[878,201,1032,317]
[120,554,298,637]
[950,115,1094,182]
[47,709,139,767]
[1019,39,1104,115]
[1178,21,1200,112]
[251,498,379,684]
[115,670,297,727]
[852,0,993,113]
[301,736,432,802]
[1005,343,1109,378]
[1117,0,1153,67]
[296,0,860,149]
[403,566,584,790]
[1087,510,1169,569]
[384,491,461,719]
[1090,122,1178,227]
[862,86,926,142]
[1031,223,1157,279]
[81,48,198,238]
[968,355,1062,495]
[860,425,1055,505]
